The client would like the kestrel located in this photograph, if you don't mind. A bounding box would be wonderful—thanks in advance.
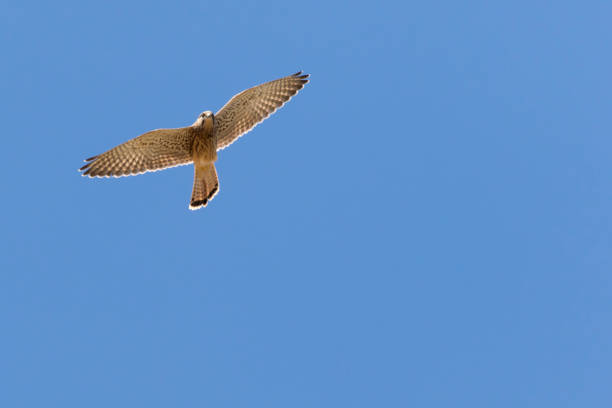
[79,71,309,210]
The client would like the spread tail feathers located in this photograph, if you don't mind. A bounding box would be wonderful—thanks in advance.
[190,164,219,210]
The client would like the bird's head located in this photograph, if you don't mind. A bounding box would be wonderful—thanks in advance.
[193,110,214,127]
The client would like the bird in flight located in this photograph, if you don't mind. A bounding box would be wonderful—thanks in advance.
[80,71,309,210]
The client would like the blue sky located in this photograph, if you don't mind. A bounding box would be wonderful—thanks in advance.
[1,1,611,406]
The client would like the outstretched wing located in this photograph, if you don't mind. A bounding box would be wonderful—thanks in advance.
[214,71,309,150]
[80,128,194,177]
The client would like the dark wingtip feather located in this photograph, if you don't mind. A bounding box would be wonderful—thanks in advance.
[292,71,310,79]
[295,73,309,86]
[79,162,92,171]
[80,155,98,172]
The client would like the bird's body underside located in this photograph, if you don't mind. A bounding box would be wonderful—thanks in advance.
[189,112,218,210]
[79,72,309,210]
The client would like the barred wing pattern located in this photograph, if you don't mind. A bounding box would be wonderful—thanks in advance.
[80,128,194,177]
[214,72,309,150]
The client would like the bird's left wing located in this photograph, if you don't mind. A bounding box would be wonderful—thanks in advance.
[214,72,309,150]
[80,128,194,177]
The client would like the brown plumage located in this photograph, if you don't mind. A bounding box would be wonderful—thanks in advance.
[79,71,309,210]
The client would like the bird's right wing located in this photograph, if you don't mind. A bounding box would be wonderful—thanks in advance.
[80,128,194,177]
[214,72,309,150]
